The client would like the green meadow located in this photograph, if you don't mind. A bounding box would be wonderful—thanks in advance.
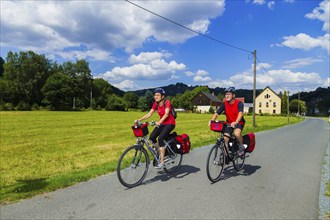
[0,111,303,204]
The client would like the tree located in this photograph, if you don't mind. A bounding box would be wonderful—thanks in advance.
[281,90,288,115]
[105,94,125,111]
[41,73,74,110]
[138,96,148,111]
[4,51,52,106]
[124,92,138,109]
[92,78,113,108]
[0,56,5,77]
[60,60,92,108]
[289,99,307,114]
[145,90,154,109]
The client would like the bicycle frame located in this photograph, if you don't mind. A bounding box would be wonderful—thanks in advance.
[135,135,177,164]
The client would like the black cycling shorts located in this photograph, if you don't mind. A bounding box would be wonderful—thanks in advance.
[223,123,244,135]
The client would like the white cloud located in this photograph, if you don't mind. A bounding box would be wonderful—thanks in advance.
[278,33,330,52]
[113,80,140,91]
[267,1,275,10]
[282,57,323,69]
[1,1,225,60]
[193,75,212,82]
[276,1,330,53]
[101,51,185,82]
[208,66,327,94]
[284,0,295,3]
[252,0,266,5]
[305,0,330,32]
[185,69,213,82]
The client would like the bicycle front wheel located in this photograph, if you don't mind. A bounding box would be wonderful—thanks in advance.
[117,145,149,188]
[233,148,245,171]
[164,146,183,174]
[206,143,225,182]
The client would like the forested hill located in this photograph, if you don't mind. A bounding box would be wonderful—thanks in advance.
[133,82,263,103]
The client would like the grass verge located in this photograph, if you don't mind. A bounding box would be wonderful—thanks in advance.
[0,111,303,204]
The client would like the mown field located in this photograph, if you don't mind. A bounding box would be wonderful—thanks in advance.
[0,111,303,204]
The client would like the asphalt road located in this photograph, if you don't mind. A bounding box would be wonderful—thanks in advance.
[1,118,329,219]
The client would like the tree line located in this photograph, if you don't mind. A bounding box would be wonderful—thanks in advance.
[0,51,210,111]
[0,50,328,115]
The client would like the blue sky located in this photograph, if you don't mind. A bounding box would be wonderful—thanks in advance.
[1,0,329,94]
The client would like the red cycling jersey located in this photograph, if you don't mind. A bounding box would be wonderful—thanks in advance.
[223,99,245,125]
[152,100,176,125]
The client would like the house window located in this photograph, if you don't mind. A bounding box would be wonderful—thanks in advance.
[259,109,262,113]
[273,110,276,114]
[259,102,262,107]
[266,102,269,108]
[265,94,270,99]
[273,102,276,107]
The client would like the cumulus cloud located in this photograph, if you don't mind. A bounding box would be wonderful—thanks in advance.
[278,33,330,52]
[101,51,185,86]
[1,1,225,60]
[252,0,266,5]
[185,69,213,82]
[305,0,330,32]
[276,1,330,53]
[267,1,275,10]
[282,57,323,69]
[113,80,140,91]
[208,65,327,93]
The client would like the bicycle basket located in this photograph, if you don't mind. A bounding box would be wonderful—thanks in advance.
[210,121,226,132]
[132,123,149,137]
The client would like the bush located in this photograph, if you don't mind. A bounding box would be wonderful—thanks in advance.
[31,103,40,110]
[0,102,14,111]
[16,101,31,111]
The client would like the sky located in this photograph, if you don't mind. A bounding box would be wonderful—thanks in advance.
[1,0,329,94]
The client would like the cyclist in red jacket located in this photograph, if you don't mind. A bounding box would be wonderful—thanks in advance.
[138,88,176,169]
[209,87,245,160]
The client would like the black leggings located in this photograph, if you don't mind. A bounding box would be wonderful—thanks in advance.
[149,124,175,147]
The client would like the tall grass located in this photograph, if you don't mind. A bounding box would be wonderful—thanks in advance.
[0,111,303,204]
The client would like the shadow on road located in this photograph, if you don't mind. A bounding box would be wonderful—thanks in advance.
[218,164,261,182]
[143,164,201,186]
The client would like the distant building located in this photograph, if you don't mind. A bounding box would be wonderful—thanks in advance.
[191,92,222,113]
[255,86,281,114]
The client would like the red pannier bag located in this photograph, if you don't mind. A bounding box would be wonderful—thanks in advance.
[174,134,191,154]
[132,123,148,137]
[243,132,256,153]
[210,121,226,132]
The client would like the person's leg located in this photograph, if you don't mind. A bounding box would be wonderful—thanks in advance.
[149,126,161,146]
[223,126,233,164]
[157,125,175,165]
[234,128,243,145]
[234,124,245,155]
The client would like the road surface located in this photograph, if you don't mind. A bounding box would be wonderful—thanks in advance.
[1,118,329,219]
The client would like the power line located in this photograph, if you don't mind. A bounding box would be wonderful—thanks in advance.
[124,0,253,54]
[256,56,285,92]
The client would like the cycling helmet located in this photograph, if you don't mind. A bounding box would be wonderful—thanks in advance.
[224,87,236,94]
[153,88,165,95]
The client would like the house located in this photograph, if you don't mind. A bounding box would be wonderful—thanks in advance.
[222,97,252,114]
[255,86,281,114]
[191,92,222,113]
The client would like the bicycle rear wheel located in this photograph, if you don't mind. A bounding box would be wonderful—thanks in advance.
[206,143,225,182]
[232,145,245,171]
[117,145,149,188]
[164,146,183,174]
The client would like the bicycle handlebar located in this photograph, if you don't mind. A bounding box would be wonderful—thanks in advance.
[134,120,156,127]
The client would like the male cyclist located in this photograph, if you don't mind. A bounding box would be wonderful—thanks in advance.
[209,87,245,162]
[137,88,176,169]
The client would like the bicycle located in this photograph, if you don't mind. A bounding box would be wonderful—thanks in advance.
[206,120,245,183]
[117,121,183,188]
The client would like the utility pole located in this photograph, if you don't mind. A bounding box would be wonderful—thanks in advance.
[252,50,257,127]
[287,90,290,123]
[298,91,300,115]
